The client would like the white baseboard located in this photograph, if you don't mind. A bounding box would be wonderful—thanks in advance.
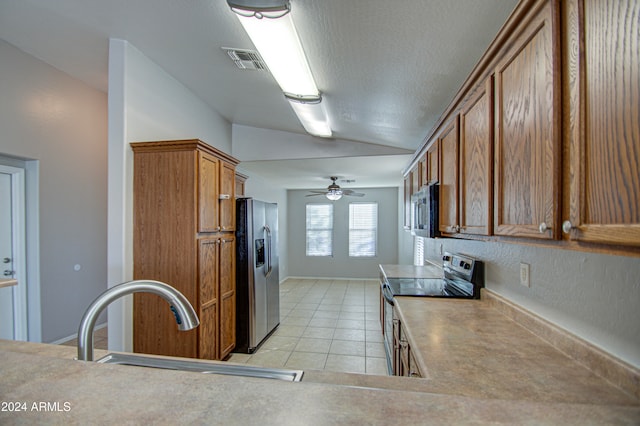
[49,322,107,345]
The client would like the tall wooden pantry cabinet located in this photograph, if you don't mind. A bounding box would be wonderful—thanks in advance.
[131,139,239,360]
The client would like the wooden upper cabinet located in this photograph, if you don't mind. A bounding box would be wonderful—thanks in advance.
[235,172,248,197]
[411,165,420,193]
[403,174,411,229]
[199,152,220,233]
[459,78,494,236]
[438,117,460,234]
[220,162,236,232]
[494,0,561,240]
[563,0,640,247]
[426,141,440,185]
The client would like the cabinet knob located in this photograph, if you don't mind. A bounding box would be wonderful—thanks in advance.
[218,194,230,200]
[2,258,10,264]
[538,222,551,233]
[562,220,574,234]
[4,270,14,277]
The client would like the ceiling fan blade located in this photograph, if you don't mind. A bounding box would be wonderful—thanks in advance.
[305,193,326,197]
[343,190,365,197]
[308,190,328,194]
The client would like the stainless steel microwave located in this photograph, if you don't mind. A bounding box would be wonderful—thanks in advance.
[410,183,440,238]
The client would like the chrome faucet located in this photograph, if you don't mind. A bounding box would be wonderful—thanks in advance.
[77,280,199,361]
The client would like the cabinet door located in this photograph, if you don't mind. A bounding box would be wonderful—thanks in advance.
[199,152,220,233]
[199,238,219,359]
[494,0,561,239]
[219,162,236,232]
[426,141,440,184]
[403,175,411,230]
[459,78,493,236]
[219,236,236,358]
[411,165,421,193]
[564,0,640,246]
[439,117,460,234]
[198,303,218,360]
[408,349,422,378]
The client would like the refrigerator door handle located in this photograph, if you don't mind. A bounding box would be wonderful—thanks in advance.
[264,225,272,278]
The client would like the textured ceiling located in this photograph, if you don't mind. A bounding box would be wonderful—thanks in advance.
[0,0,519,188]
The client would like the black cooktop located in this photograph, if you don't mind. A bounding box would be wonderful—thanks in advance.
[382,252,484,300]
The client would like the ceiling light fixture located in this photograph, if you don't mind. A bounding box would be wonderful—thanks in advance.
[285,94,332,138]
[227,0,332,138]
[325,189,343,201]
[325,178,343,200]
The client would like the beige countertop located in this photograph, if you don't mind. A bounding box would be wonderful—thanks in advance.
[393,296,639,405]
[1,339,639,425]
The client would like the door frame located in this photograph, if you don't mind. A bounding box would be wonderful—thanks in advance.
[0,164,27,340]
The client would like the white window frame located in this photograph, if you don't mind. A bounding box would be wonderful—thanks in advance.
[348,202,378,257]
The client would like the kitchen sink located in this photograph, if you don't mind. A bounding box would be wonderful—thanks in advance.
[96,353,303,382]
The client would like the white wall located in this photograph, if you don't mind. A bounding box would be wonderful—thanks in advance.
[107,39,232,352]
[287,187,399,279]
[419,237,640,369]
[236,168,288,280]
[0,39,108,343]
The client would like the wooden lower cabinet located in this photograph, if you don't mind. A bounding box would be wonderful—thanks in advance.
[219,235,236,359]
[132,140,239,361]
[392,309,422,378]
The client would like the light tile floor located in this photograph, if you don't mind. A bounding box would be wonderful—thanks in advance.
[228,278,389,376]
[60,278,388,376]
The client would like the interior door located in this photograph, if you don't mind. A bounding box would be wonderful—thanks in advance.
[0,172,15,339]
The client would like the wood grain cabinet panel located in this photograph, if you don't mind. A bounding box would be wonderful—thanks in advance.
[459,78,494,236]
[403,174,412,230]
[132,140,239,360]
[426,141,440,185]
[199,153,220,233]
[439,117,460,235]
[198,303,218,360]
[220,162,236,232]
[219,235,236,359]
[564,0,640,246]
[494,0,561,240]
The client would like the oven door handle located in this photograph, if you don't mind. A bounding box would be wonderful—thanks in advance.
[382,283,395,305]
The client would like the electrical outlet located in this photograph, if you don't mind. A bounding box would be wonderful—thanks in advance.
[520,263,530,287]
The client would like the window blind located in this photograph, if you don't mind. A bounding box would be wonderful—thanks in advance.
[306,203,333,256]
[349,202,377,257]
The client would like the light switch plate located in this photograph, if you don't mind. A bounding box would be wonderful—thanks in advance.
[520,263,530,287]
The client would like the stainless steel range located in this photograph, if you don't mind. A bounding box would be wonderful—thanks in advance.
[380,252,484,374]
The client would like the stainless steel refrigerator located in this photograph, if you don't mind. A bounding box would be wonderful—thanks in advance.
[235,198,280,353]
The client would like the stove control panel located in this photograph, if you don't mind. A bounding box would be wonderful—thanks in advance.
[442,252,483,291]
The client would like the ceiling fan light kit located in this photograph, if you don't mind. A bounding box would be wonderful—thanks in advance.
[227,0,332,138]
[306,177,365,201]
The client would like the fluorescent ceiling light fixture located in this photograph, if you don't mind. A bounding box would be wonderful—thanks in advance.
[233,10,317,97]
[228,0,332,137]
[287,95,332,138]
[227,0,291,19]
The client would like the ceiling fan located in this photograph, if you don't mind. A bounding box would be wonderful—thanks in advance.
[306,176,365,201]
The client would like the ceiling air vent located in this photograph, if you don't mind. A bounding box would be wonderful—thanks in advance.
[222,48,266,70]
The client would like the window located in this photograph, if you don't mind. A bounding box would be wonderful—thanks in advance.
[349,202,377,257]
[306,204,333,256]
